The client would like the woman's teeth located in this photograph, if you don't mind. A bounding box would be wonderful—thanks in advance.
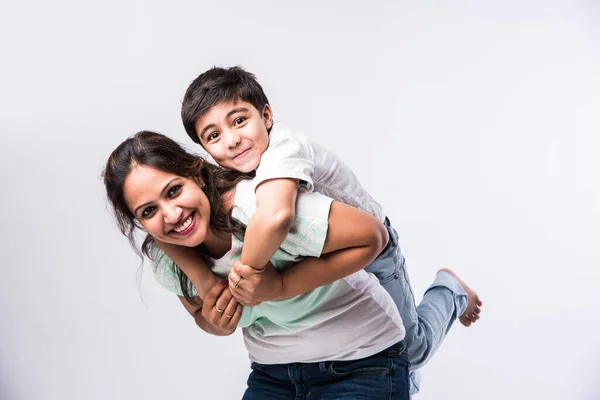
[174,215,193,233]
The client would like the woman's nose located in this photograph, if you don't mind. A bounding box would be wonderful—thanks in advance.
[163,205,183,225]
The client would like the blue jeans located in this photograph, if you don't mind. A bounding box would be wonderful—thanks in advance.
[243,341,410,400]
[365,218,468,395]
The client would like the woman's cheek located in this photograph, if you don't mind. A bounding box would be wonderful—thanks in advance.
[145,220,162,238]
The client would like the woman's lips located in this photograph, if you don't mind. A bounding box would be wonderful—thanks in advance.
[170,212,196,236]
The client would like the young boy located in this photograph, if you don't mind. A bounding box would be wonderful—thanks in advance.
[158,66,482,395]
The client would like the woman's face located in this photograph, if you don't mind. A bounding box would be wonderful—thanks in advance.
[123,164,211,247]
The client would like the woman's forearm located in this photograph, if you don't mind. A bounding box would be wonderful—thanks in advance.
[278,201,388,299]
[278,244,383,300]
[158,241,219,299]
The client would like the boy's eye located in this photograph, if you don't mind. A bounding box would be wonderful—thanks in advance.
[207,132,220,141]
[141,206,156,218]
[234,117,247,126]
[167,185,181,197]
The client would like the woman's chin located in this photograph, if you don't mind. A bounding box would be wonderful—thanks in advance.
[173,231,205,247]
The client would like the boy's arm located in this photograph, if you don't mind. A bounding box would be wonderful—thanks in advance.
[238,178,299,270]
[230,201,388,303]
[157,241,219,300]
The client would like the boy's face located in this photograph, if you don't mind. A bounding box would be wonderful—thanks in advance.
[195,100,272,172]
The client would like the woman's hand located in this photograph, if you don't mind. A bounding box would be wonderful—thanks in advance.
[201,280,243,335]
[228,260,284,306]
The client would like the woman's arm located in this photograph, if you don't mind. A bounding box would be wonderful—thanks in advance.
[178,279,244,336]
[229,200,388,303]
[157,241,219,300]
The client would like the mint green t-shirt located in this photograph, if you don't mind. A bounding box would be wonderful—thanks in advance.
[152,179,334,328]
[152,179,404,364]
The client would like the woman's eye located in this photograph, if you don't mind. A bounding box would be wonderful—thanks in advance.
[234,117,246,125]
[208,132,220,141]
[167,185,181,197]
[141,206,155,218]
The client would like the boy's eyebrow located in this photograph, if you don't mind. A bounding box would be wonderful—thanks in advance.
[133,177,179,216]
[198,107,250,140]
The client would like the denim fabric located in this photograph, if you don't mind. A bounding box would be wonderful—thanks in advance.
[243,341,410,400]
[364,218,468,394]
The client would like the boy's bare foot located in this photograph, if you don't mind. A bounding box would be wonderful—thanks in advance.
[438,268,483,327]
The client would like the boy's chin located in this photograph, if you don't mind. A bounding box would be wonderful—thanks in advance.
[234,160,260,173]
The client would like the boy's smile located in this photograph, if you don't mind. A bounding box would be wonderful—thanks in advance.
[195,100,272,172]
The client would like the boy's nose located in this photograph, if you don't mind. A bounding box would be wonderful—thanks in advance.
[226,132,241,148]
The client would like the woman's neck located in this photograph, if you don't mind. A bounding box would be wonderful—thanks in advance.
[200,228,232,259]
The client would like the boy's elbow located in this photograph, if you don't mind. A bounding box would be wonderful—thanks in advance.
[270,208,295,233]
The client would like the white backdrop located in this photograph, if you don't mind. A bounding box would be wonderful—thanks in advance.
[1,1,599,399]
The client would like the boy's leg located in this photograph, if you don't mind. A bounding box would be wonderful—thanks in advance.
[364,219,469,372]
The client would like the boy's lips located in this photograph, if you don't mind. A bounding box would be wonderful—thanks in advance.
[232,148,251,160]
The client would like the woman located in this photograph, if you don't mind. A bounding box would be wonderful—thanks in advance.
[103,131,410,399]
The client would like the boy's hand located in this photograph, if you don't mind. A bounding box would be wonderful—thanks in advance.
[228,260,284,306]
[201,280,243,335]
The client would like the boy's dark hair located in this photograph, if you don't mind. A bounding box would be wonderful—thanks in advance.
[181,66,270,144]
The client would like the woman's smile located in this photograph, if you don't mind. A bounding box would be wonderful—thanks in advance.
[170,211,197,236]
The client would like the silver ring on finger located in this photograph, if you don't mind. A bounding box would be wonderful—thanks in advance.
[214,305,224,313]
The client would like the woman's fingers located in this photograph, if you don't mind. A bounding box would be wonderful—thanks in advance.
[202,280,228,323]
[226,303,243,330]
[214,285,233,314]
[222,291,239,320]
[204,280,228,307]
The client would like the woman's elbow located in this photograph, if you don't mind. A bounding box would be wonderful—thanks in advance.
[371,221,389,256]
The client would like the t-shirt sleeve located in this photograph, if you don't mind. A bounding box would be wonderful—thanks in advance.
[274,191,333,265]
[151,247,198,297]
[254,126,315,191]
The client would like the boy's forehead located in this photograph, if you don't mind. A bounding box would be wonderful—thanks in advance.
[195,99,257,128]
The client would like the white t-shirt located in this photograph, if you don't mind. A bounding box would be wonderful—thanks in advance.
[154,180,404,364]
[254,124,386,222]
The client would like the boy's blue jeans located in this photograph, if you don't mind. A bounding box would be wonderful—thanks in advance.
[243,341,411,400]
[367,218,468,395]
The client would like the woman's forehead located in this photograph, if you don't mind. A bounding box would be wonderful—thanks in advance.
[123,165,179,209]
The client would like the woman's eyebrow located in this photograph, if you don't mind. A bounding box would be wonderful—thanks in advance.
[133,178,179,216]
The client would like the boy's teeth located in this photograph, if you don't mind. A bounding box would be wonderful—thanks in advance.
[174,215,193,233]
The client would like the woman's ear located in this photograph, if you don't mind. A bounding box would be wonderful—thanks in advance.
[194,176,206,189]
[262,104,273,129]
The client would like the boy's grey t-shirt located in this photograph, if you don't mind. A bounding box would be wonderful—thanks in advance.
[254,124,386,222]
[153,180,404,364]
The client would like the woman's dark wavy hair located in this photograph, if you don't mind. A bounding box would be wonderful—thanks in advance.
[102,130,252,304]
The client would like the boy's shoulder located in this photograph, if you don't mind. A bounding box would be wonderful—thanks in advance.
[269,124,312,146]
